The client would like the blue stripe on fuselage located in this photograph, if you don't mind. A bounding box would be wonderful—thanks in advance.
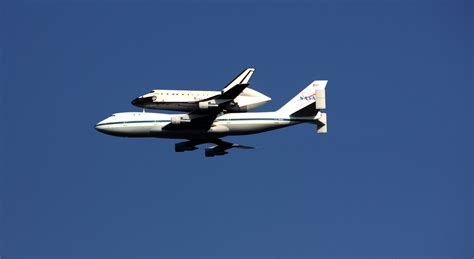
[96,118,312,127]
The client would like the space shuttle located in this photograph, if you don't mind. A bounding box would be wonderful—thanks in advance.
[96,77,328,157]
[131,68,271,113]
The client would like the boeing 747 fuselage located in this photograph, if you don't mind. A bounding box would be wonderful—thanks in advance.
[96,78,328,157]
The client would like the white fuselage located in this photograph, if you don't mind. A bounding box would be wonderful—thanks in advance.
[95,112,316,139]
[131,88,271,112]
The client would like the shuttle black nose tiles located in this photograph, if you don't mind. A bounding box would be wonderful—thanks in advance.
[131,97,140,106]
[131,96,154,108]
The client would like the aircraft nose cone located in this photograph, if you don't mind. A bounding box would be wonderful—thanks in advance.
[131,96,154,108]
[95,124,105,133]
[131,97,142,106]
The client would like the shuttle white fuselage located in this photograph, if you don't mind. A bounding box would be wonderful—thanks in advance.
[132,87,271,112]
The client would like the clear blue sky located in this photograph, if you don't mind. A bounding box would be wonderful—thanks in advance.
[1,0,472,257]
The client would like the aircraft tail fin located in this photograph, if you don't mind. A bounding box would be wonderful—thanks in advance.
[277,80,328,133]
[277,80,327,116]
[197,67,254,102]
[222,68,255,94]
[197,68,255,103]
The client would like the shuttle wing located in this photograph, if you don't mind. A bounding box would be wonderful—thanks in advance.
[164,68,255,130]
[221,68,255,95]
[197,67,255,103]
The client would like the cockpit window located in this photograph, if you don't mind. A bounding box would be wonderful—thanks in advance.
[149,90,154,93]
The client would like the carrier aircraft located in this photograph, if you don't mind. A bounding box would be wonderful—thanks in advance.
[96,78,328,157]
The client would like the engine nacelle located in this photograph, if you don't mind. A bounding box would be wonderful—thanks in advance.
[205,148,228,157]
[223,102,246,113]
[198,101,219,110]
[171,116,191,125]
[175,143,198,152]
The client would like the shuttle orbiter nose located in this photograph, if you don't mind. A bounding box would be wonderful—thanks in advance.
[131,96,154,108]
[131,97,141,106]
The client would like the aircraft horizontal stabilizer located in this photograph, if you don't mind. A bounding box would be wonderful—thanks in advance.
[316,112,327,134]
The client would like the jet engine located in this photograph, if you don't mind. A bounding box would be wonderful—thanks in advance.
[171,116,191,125]
[175,143,198,152]
[205,148,228,157]
[198,101,219,110]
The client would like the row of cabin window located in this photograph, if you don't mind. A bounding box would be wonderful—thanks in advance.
[150,92,210,96]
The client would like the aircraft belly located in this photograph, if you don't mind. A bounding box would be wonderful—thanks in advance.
[152,130,227,139]
[223,121,293,135]
[150,125,229,139]
[100,120,299,139]
[121,126,155,137]
[98,125,155,137]
[148,102,198,112]
[141,100,267,113]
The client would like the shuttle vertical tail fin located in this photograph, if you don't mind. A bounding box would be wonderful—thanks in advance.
[222,68,255,94]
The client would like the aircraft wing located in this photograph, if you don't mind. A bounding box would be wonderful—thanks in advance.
[164,68,255,130]
[162,112,219,130]
[221,68,255,97]
[191,67,255,104]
